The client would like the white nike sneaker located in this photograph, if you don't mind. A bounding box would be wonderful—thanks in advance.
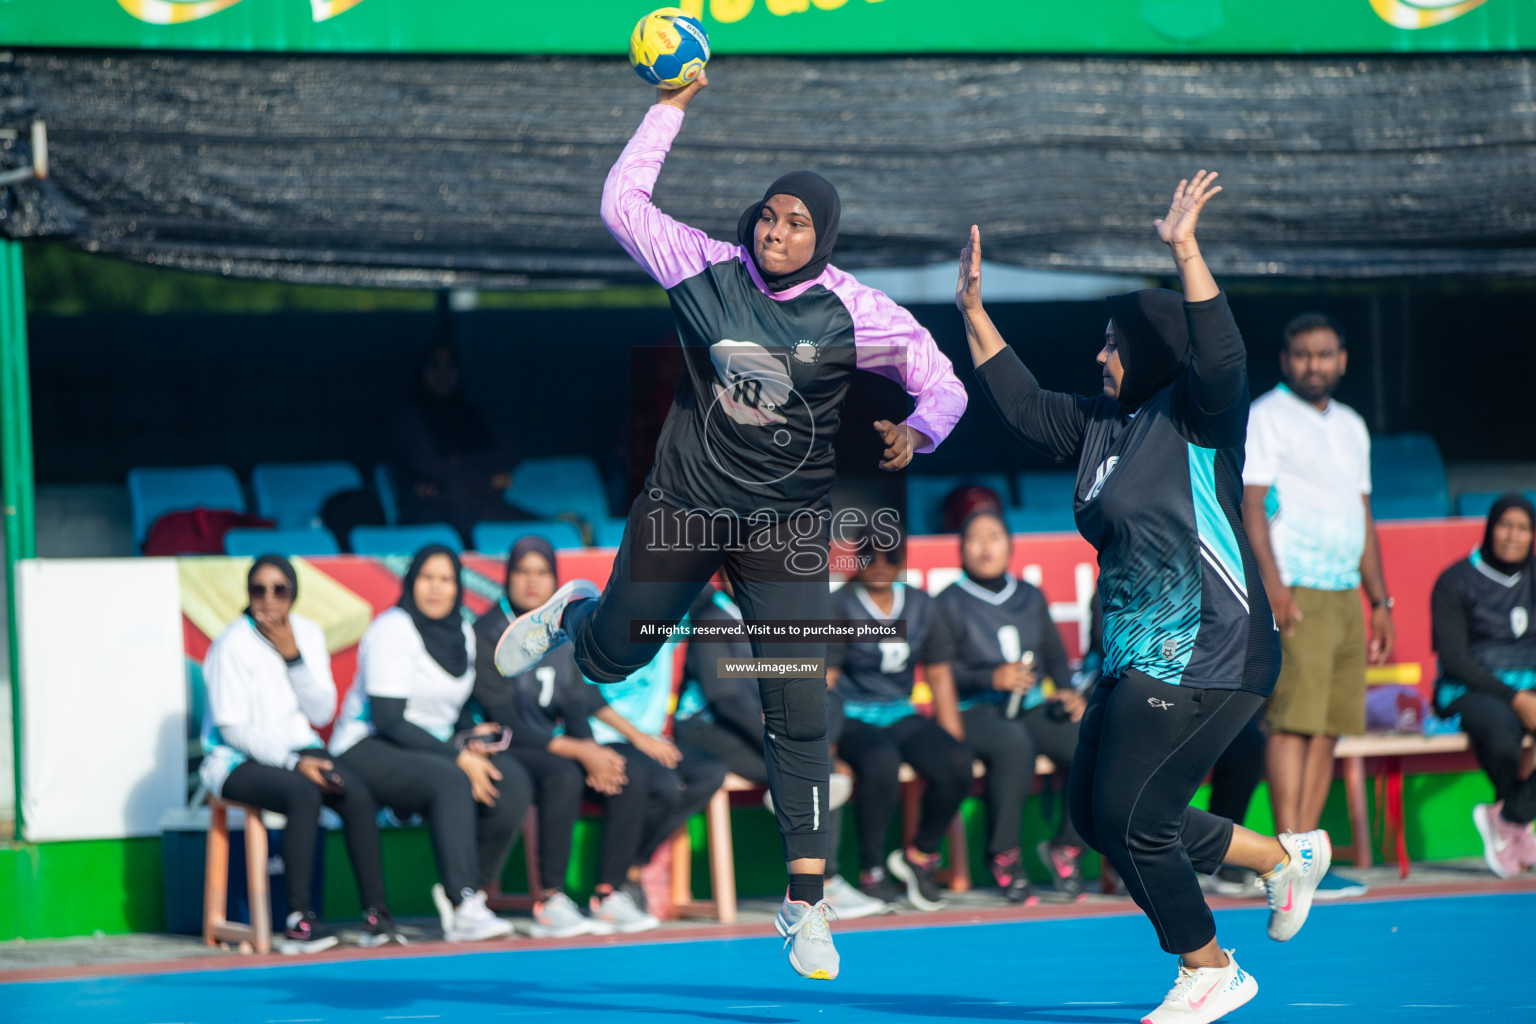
[444,888,515,943]
[823,874,890,920]
[1141,950,1258,1024]
[1265,829,1331,942]
[494,578,600,678]
[775,894,840,980]
[430,883,454,935]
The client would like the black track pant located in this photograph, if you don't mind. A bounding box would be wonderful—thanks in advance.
[511,746,587,892]
[1069,672,1265,954]
[566,491,832,862]
[222,756,387,916]
[1442,688,1536,825]
[1207,709,1266,826]
[963,702,1084,857]
[337,737,533,900]
[588,744,726,888]
[838,715,972,872]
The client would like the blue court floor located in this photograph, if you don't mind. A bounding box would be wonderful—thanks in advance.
[5,893,1529,1024]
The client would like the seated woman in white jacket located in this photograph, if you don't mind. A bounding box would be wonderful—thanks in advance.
[330,544,532,943]
[201,555,403,954]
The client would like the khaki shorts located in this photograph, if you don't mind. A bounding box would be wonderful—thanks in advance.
[1266,586,1367,737]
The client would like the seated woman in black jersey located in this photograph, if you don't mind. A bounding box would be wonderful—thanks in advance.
[1431,493,1536,878]
[827,528,972,912]
[202,555,402,952]
[329,545,530,942]
[935,511,1088,904]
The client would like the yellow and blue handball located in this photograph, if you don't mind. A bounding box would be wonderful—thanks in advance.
[628,7,710,90]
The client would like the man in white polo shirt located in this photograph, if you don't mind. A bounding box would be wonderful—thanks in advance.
[1242,311,1395,899]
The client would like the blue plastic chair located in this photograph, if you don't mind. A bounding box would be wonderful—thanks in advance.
[1370,433,1450,516]
[472,521,586,555]
[1455,491,1499,519]
[127,465,245,547]
[223,527,341,558]
[505,456,610,526]
[593,517,629,548]
[349,523,463,556]
[1016,471,1078,511]
[251,462,362,530]
[904,473,1013,537]
[1004,506,1079,535]
[373,463,400,526]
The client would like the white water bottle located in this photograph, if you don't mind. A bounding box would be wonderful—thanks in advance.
[1005,650,1035,719]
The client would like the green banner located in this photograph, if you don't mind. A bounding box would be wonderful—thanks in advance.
[3,0,1535,54]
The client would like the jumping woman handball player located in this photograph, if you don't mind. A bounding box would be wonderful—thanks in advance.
[957,173,1331,1024]
[495,71,967,980]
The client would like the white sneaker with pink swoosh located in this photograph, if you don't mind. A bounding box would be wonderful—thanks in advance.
[1141,949,1257,1024]
[1265,829,1332,942]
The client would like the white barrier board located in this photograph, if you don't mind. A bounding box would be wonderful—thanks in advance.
[19,558,185,841]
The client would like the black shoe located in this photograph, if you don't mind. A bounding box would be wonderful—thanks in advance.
[358,907,408,948]
[886,847,946,911]
[281,911,340,955]
[858,866,903,904]
[990,849,1038,906]
[1037,840,1087,901]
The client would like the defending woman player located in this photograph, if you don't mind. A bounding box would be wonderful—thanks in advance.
[494,72,967,980]
[957,173,1329,1024]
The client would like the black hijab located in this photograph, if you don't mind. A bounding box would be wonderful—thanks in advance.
[1481,492,1536,577]
[243,554,298,618]
[505,536,559,616]
[399,544,468,676]
[959,510,1012,594]
[736,171,841,292]
[1107,288,1190,410]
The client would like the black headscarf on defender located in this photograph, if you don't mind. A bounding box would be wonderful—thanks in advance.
[1107,288,1190,410]
[737,171,842,292]
[1481,492,1536,577]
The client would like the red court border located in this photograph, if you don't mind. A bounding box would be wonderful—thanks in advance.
[5,876,1533,986]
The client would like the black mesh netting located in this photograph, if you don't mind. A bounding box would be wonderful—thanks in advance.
[2,49,1535,287]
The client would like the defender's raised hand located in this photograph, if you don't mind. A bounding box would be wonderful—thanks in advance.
[1154,170,1221,249]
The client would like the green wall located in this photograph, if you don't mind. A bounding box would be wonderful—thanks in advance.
[0,770,1500,942]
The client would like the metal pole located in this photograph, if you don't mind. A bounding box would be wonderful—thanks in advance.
[1,239,36,841]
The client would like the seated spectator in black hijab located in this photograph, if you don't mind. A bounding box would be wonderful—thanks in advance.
[388,342,534,544]
[329,545,532,942]
[1431,492,1536,878]
[202,555,403,952]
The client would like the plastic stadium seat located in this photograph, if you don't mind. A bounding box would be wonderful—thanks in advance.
[127,465,245,546]
[1015,471,1078,511]
[1370,432,1450,517]
[223,527,341,558]
[472,521,586,555]
[373,464,400,526]
[905,473,1013,537]
[1455,492,1499,518]
[1370,495,1451,521]
[348,523,463,556]
[594,517,628,548]
[1003,506,1079,534]
[251,462,363,530]
[505,456,610,526]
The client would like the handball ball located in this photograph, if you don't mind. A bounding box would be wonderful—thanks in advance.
[629,7,710,90]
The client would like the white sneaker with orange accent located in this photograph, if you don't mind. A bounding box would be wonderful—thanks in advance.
[1141,950,1257,1024]
[1265,829,1331,941]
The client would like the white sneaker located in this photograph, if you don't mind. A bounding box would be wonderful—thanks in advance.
[590,887,660,934]
[1265,829,1331,942]
[1141,950,1258,1024]
[823,874,889,920]
[444,888,515,942]
[430,883,454,935]
[775,894,840,980]
[529,891,605,939]
[764,772,852,815]
[494,579,600,677]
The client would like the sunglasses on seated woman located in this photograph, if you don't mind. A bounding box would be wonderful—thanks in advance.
[248,582,293,599]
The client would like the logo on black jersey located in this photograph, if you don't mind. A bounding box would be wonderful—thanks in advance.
[1085,456,1119,502]
[793,340,820,364]
[1514,607,1529,639]
[1147,697,1173,710]
[1160,636,1179,660]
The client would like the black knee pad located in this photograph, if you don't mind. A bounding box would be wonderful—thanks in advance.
[771,677,828,742]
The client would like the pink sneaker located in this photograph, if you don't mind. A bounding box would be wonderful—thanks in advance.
[1472,802,1528,878]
